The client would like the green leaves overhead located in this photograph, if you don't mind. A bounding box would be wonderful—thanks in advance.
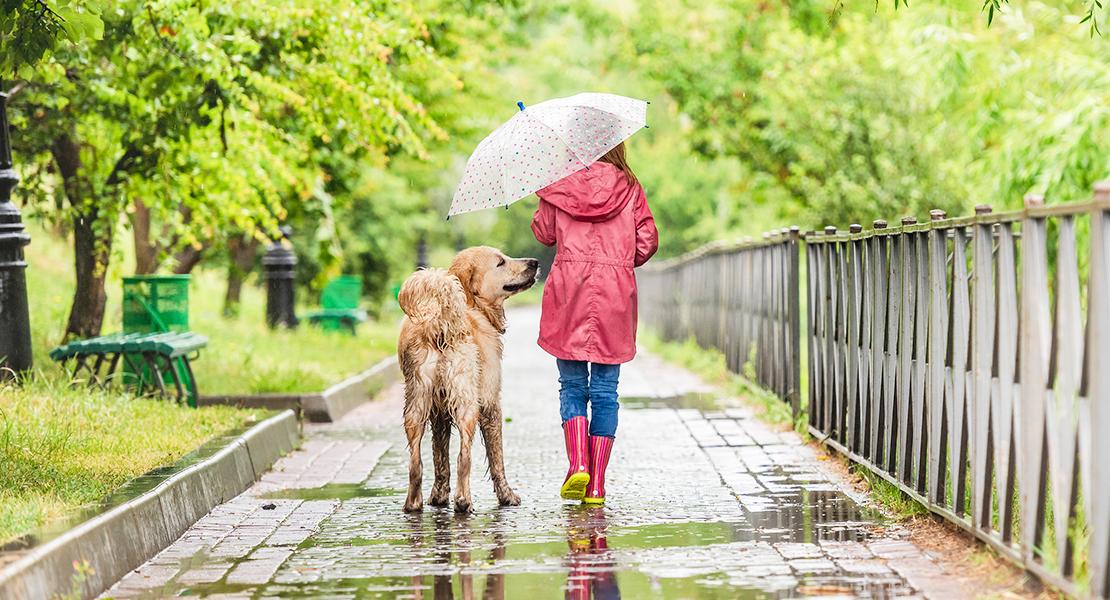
[1,0,106,76]
[11,0,471,243]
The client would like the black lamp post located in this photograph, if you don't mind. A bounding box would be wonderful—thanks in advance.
[262,226,298,329]
[0,91,33,377]
[416,237,428,270]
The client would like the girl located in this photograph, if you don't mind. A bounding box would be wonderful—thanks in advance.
[531,141,659,505]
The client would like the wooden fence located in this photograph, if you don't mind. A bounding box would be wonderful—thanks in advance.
[636,182,1110,598]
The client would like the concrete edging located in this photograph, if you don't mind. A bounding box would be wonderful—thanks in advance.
[0,410,300,600]
[198,355,400,423]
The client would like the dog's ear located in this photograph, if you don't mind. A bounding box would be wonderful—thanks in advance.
[449,258,477,306]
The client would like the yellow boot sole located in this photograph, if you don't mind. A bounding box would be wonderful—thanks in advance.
[561,472,590,500]
[582,496,605,505]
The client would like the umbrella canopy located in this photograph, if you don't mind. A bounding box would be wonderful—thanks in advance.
[449,93,648,218]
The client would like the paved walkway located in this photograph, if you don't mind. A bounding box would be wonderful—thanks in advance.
[101,306,968,599]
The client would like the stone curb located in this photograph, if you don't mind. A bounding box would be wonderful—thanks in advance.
[0,410,300,600]
[198,355,401,423]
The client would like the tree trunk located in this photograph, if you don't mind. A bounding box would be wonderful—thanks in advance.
[52,134,111,339]
[172,245,206,274]
[224,234,260,317]
[132,198,159,274]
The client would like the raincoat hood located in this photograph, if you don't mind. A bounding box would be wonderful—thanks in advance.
[536,162,636,223]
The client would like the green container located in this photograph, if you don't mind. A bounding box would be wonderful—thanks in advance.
[123,275,191,333]
[121,275,196,405]
[321,276,362,310]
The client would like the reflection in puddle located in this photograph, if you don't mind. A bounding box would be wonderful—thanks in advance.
[258,484,404,501]
[565,507,619,600]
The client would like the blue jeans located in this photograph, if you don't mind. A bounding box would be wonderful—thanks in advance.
[557,359,620,438]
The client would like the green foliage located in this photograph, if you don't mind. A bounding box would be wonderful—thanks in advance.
[0,0,105,77]
[7,0,537,335]
[12,0,460,237]
[893,1,1110,207]
[618,0,971,229]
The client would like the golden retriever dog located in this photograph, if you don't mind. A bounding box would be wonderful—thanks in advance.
[397,246,539,513]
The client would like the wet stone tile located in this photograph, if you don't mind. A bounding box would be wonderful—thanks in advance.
[789,558,839,573]
[773,542,824,559]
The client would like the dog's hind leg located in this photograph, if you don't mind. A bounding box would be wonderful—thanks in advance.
[428,409,452,507]
[454,405,479,513]
[403,385,431,513]
[479,402,521,507]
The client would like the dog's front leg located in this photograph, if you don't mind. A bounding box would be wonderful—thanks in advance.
[480,403,521,507]
[403,395,429,512]
[454,408,478,513]
[428,412,452,507]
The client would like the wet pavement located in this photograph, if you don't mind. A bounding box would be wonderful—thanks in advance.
[101,306,967,599]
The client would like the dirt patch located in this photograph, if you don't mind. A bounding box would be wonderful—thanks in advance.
[899,515,1065,600]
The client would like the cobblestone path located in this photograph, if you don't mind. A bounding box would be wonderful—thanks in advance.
[102,306,968,600]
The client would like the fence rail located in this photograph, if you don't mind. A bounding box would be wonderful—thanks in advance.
[636,182,1110,599]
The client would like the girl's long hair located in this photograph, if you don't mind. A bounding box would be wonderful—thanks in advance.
[596,141,639,187]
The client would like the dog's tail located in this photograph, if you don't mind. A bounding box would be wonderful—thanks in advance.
[397,268,469,344]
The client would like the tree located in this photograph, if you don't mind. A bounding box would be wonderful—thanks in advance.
[10,0,471,338]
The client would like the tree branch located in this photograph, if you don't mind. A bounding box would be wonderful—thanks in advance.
[146,5,189,64]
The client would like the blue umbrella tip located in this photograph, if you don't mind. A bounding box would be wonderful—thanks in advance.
[517,101,525,111]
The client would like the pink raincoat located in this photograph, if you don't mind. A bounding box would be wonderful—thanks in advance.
[532,161,659,364]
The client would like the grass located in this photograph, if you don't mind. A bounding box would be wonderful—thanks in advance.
[2,220,406,543]
[25,222,400,394]
[0,376,264,541]
[850,464,930,520]
[187,268,399,394]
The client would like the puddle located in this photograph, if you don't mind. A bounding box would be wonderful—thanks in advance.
[620,392,723,411]
[258,485,405,501]
[101,409,913,599]
[176,505,909,599]
[0,418,269,553]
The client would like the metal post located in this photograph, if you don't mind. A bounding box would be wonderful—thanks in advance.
[417,238,428,270]
[0,91,33,377]
[262,226,298,329]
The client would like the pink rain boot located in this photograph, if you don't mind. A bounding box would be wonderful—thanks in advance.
[561,416,590,500]
[583,435,614,505]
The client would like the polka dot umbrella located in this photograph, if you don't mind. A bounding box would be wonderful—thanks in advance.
[448,92,649,218]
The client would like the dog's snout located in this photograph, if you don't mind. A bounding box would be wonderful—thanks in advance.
[527,258,539,269]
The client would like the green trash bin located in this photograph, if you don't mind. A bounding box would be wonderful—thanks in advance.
[121,275,197,405]
[123,275,191,333]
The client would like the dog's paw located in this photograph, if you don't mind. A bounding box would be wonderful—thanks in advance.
[454,498,474,514]
[403,496,424,512]
[428,492,450,507]
[498,490,521,507]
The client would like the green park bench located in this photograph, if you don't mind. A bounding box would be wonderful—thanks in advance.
[50,276,207,407]
[303,276,368,335]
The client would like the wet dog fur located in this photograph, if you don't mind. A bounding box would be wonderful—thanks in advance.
[397,246,539,513]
